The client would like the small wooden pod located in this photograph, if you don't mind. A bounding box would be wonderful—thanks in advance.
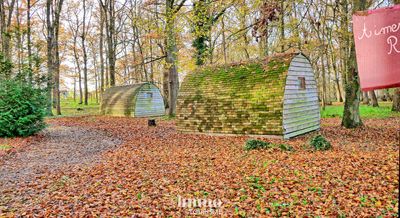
[176,53,320,139]
[101,83,165,118]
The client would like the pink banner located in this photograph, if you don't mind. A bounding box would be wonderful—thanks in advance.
[353,5,400,91]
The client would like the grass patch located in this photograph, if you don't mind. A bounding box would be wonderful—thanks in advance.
[160,115,176,121]
[322,102,399,119]
[0,144,13,150]
[60,98,99,108]
[52,98,100,117]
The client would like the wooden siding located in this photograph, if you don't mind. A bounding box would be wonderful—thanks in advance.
[177,52,320,138]
[176,58,291,136]
[134,84,165,117]
[283,54,320,139]
[101,83,165,117]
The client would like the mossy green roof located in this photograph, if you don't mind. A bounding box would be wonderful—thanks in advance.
[101,83,146,116]
[177,54,297,135]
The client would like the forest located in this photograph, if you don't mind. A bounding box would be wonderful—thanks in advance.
[0,0,398,116]
[0,0,399,216]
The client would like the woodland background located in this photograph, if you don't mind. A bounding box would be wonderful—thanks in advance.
[0,0,399,121]
[1,1,400,216]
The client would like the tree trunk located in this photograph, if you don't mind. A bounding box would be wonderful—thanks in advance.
[163,67,169,110]
[92,44,99,104]
[108,1,116,86]
[335,79,343,102]
[99,8,105,93]
[100,0,116,86]
[341,0,363,128]
[0,0,16,62]
[54,38,61,115]
[264,26,269,56]
[134,26,148,81]
[321,54,327,110]
[46,0,54,116]
[82,0,89,105]
[369,90,379,107]
[380,89,388,101]
[280,0,285,52]
[330,44,343,102]
[221,16,227,65]
[73,35,83,104]
[73,77,76,102]
[54,0,63,115]
[16,1,23,75]
[27,0,33,83]
[46,0,63,116]
[165,0,180,116]
[393,88,400,112]
[342,44,362,128]
[362,92,369,105]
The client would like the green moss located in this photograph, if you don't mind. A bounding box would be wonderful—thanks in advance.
[178,58,292,135]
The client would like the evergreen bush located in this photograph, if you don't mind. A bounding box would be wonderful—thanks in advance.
[0,80,47,137]
[309,135,332,151]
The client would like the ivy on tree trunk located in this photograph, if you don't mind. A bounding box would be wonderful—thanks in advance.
[341,0,367,128]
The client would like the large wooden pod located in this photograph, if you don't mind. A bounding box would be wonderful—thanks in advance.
[176,53,320,139]
[101,83,165,117]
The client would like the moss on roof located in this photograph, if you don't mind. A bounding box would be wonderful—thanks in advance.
[101,83,147,116]
[177,53,297,135]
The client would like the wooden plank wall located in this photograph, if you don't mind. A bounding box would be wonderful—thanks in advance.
[134,84,165,117]
[283,54,321,139]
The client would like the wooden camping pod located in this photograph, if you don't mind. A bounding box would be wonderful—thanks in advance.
[101,83,165,117]
[176,53,320,139]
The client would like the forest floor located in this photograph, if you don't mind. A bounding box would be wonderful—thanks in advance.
[0,125,121,183]
[0,116,399,217]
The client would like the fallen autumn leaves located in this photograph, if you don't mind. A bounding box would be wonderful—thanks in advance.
[0,116,399,217]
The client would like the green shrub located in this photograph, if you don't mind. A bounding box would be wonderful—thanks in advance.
[309,135,332,151]
[244,140,294,152]
[0,80,47,137]
[278,144,294,151]
[244,139,271,150]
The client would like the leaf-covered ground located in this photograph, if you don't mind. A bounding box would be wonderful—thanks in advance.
[0,125,121,183]
[0,116,399,217]
[0,136,39,159]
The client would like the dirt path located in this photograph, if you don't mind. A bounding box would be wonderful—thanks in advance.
[0,124,122,185]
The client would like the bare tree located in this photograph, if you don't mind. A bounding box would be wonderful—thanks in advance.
[27,0,33,83]
[0,0,16,63]
[81,0,93,105]
[99,7,105,92]
[46,0,64,115]
[99,0,117,86]
[67,3,83,104]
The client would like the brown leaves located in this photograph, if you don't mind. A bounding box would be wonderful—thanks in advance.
[252,0,282,41]
[0,135,42,161]
[0,116,399,216]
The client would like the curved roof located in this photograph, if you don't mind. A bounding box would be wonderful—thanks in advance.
[177,53,307,135]
[101,83,149,116]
